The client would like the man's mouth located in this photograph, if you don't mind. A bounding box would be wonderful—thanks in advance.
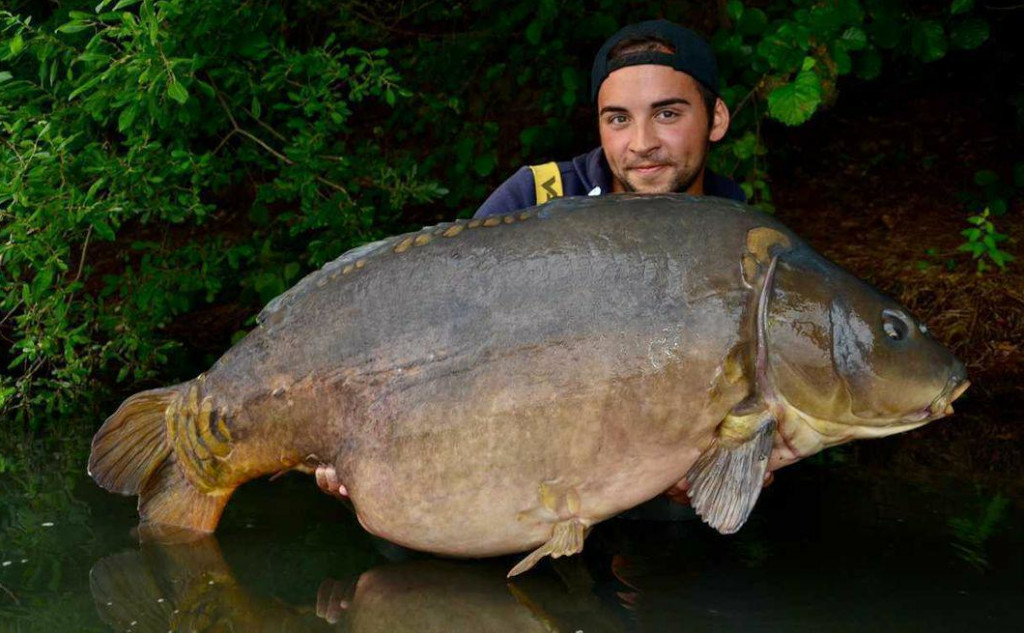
[629,164,668,176]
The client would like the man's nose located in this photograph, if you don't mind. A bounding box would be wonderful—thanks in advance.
[630,120,660,155]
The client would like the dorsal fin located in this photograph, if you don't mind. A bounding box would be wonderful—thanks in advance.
[255,199,604,328]
[256,236,394,326]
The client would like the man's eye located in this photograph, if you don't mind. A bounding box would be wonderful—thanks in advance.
[608,115,628,125]
[655,110,679,121]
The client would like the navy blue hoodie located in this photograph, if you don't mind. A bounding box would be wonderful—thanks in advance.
[474,146,745,218]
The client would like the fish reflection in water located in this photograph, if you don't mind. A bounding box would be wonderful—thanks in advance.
[89,536,623,632]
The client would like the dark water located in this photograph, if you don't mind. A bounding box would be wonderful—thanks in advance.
[1,444,1020,632]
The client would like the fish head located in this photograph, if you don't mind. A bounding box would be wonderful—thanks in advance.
[763,251,969,445]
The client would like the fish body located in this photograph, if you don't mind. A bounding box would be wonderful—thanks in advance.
[89,195,968,575]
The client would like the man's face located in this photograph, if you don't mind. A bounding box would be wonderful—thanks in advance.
[597,65,726,195]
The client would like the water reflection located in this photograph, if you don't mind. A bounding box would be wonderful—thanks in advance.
[2,441,1021,632]
[591,471,1024,631]
[91,538,329,632]
[947,492,1010,571]
[89,537,624,632]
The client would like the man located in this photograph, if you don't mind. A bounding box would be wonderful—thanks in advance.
[474,19,744,219]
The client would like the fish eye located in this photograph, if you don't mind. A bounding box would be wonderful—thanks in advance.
[882,310,909,341]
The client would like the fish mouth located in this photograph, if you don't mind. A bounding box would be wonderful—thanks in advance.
[922,372,971,421]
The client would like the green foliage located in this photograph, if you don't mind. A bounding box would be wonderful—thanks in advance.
[707,0,992,207]
[0,1,445,425]
[958,208,1014,273]
[965,167,1017,217]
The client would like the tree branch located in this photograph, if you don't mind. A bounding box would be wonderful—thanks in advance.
[209,79,353,200]
[0,580,19,605]
[73,226,91,284]
[731,76,766,119]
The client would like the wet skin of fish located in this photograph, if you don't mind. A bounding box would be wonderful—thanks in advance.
[89,195,969,576]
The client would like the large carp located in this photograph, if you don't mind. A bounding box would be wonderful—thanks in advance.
[89,195,969,576]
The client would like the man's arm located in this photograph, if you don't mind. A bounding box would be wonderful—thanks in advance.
[473,167,537,218]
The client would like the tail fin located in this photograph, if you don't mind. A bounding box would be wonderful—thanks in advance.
[138,454,232,533]
[89,383,232,534]
[89,387,178,495]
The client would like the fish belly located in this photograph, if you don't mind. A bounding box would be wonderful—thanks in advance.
[333,333,735,557]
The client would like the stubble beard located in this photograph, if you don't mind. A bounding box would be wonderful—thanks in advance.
[621,163,702,194]
[618,141,711,195]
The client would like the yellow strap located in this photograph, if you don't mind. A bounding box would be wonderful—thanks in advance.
[528,162,563,204]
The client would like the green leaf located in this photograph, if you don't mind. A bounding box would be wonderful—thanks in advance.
[0,71,12,84]
[727,0,744,22]
[757,23,811,72]
[767,68,822,126]
[869,17,901,50]
[10,33,24,55]
[737,9,767,36]
[86,177,107,199]
[193,80,215,98]
[732,132,758,160]
[32,266,55,300]
[67,75,102,100]
[833,45,853,75]
[167,81,189,104]
[911,20,947,63]
[950,18,989,50]
[57,22,92,34]
[473,153,497,177]
[77,52,111,64]
[950,0,974,15]
[989,249,1013,268]
[118,105,137,132]
[561,67,580,91]
[837,0,865,23]
[92,220,116,241]
[808,4,843,37]
[974,169,999,186]
[525,21,542,46]
[840,26,868,51]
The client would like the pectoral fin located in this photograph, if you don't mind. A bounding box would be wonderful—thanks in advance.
[686,414,776,534]
[507,518,588,578]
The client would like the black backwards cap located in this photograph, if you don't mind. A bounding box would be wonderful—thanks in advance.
[591,19,719,102]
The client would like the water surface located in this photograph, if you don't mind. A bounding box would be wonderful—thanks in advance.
[1,441,1020,632]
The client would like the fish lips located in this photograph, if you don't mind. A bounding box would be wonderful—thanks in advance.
[920,370,971,421]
